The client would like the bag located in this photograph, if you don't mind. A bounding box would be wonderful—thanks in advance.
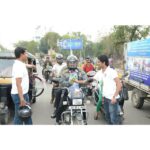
[119,84,129,101]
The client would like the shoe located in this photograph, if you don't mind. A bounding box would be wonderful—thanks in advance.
[83,120,87,125]
[55,121,61,125]
[51,113,56,118]
[94,112,100,120]
[119,111,124,116]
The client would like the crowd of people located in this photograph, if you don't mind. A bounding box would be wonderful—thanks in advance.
[11,46,123,125]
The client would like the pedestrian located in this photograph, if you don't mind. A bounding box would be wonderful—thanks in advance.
[93,55,122,124]
[11,47,33,125]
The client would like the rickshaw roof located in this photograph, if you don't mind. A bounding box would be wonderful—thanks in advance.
[0,51,36,59]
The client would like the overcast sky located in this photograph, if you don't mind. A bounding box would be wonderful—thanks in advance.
[0,0,150,49]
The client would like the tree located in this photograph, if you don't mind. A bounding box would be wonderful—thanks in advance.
[14,40,39,54]
[0,44,7,51]
[96,25,150,59]
[111,26,150,57]
[39,32,61,54]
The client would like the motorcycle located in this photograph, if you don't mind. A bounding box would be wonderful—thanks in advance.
[52,78,88,125]
[44,66,52,83]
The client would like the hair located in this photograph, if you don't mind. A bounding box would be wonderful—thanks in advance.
[97,55,109,66]
[14,47,26,58]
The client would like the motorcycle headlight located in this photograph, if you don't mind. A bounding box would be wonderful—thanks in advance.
[0,102,5,109]
[72,99,82,105]
[63,101,68,105]
[71,89,83,99]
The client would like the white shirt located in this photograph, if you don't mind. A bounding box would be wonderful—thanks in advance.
[94,66,119,100]
[11,60,29,94]
[52,62,66,77]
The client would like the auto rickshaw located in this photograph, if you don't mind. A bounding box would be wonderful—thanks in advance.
[0,51,44,124]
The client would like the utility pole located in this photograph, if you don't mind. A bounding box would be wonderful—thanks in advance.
[69,32,73,55]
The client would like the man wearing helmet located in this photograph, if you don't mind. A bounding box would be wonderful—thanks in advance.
[82,56,95,73]
[42,56,53,76]
[51,54,87,124]
[50,53,66,104]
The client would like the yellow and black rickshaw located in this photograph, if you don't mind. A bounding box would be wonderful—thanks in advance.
[0,51,44,124]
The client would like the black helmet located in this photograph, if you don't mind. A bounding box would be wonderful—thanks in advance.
[56,53,63,64]
[67,55,78,69]
[18,105,32,119]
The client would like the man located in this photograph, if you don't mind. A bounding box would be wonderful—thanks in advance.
[93,55,122,124]
[42,56,53,76]
[43,56,53,68]
[82,56,95,73]
[51,55,87,124]
[11,47,34,125]
[50,53,66,104]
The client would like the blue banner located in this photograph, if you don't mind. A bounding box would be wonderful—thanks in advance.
[59,39,83,50]
[126,38,150,86]
[129,70,150,86]
[127,38,150,57]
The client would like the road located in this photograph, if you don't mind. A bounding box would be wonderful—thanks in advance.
[9,64,150,125]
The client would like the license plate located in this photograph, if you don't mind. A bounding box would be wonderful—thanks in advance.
[69,106,85,109]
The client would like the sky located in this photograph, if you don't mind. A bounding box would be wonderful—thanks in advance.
[0,0,150,49]
[0,0,115,49]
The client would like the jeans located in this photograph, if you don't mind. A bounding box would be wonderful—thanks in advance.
[11,93,33,125]
[103,97,120,125]
[54,89,68,123]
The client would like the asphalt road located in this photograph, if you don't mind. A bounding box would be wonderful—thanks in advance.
[9,64,150,125]
[31,65,150,125]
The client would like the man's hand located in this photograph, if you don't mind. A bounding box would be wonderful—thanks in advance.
[73,79,78,83]
[20,99,27,107]
[26,64,36,69]
[111,96,117,104]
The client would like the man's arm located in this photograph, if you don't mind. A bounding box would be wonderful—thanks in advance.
[16,78,26,106]
[111,77,122,104]
[26,64,36,69]
[113,77,122,97]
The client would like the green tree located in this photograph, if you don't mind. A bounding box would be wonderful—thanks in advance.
[39,32,61,54]
[14,40,38,54]
[0,44,7,51]
[97,25,150,59]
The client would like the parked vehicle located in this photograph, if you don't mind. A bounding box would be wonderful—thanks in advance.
[124,38,150,109]
[0,51,44,124]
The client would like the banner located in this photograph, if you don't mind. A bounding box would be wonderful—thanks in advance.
[126,38,150,86]
[59,39,83,50]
